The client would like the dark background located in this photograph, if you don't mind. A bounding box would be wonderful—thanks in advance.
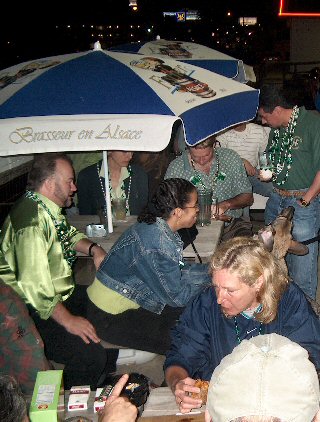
[0,0,283,70]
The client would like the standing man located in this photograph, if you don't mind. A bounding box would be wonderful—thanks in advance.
[216,121,273,198]
[0,153,118,389]
[258,84,320,299]
[165,137,253,220]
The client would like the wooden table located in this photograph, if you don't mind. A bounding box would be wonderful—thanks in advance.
[69,215,224,263]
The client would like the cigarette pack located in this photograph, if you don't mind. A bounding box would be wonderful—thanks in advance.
[67,385,91,411]
[29,370,64,422]
[94,385,114,413]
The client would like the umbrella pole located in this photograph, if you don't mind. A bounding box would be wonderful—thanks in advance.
[102,151,114,234]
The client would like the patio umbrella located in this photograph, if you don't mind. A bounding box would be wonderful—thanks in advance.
[109,38,256,83]
[0,42,259,232]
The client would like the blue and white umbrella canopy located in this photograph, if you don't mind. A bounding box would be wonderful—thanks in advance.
[0,46,259,156]
[109,39,256,83]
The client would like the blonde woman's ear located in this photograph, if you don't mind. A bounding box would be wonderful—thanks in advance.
[255,274,264,292]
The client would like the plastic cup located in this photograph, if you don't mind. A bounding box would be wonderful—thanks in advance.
[112,198,127,221]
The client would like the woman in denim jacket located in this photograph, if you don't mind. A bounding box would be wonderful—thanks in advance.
[86,178,211,354]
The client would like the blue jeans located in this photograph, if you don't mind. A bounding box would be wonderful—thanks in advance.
[265,191,320,299]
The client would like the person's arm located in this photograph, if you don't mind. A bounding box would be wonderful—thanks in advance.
[75,238,106,270]
[51,302,100,344]
[242,158,256,176]
[215,149,253,217]
[132,251,211,308]
[164,292,213,412]
[98,374,138,422]
[297,171,320,205]
[216,192,253,217]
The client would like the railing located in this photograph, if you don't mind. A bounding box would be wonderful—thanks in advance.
[256,60,320,87]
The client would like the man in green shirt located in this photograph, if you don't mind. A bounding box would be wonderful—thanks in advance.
[258,84,320,300]
[0,153,117,389]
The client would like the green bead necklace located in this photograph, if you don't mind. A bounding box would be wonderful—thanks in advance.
[189,148,226,197]
[268,105,299,186]
[25,191,77,267]
[233,303,264,344]
[97,163,132,221]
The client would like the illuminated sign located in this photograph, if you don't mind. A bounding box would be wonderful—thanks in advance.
[186,10,200,21]
[238,17,257,26]
[176,12,186,22]
[279,0,320,16]
[163,10,200,21]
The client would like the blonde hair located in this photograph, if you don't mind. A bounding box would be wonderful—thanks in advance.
[210,237,289,324]
[189,137,215,149]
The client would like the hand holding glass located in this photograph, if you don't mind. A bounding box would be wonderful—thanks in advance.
[258,152,273,181]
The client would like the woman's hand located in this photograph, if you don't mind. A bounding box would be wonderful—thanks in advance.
[174,377,203,414]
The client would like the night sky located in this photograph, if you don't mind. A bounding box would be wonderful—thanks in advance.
[0,0,281,70]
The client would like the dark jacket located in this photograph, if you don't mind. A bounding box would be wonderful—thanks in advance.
[96,218,211,314]
[77,161,149,215]
[164,282,320,379]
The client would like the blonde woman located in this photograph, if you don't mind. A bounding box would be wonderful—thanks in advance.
[164,237,320,415]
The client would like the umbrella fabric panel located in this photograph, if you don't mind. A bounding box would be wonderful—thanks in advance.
[178,59,239,78]
[0,47,259,151]
[109,40,253,82]
[0,52,173,119]
[0,114,179,156]
[181,90,259,145]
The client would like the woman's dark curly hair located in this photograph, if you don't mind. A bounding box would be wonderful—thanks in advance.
[138,178,196,224]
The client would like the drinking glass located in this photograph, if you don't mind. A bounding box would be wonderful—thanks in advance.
[196,189,212,226]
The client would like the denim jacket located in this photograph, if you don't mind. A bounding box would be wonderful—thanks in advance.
[97,218,211,314]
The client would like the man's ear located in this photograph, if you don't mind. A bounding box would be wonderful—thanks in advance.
[42,176,55,193]
[273,105,283,115]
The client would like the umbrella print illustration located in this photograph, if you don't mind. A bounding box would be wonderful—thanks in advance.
[110,38,256,83]
[129,56,216,98]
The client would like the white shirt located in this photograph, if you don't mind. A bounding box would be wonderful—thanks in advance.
[216,123,271,168]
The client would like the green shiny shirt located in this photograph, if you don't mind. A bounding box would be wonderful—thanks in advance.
[0,193,85,320]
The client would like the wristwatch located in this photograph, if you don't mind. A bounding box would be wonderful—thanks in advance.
[300,198,310,207]
[88,242,101,257]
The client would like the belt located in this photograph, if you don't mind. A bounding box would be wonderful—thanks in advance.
[274,187,306,198]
